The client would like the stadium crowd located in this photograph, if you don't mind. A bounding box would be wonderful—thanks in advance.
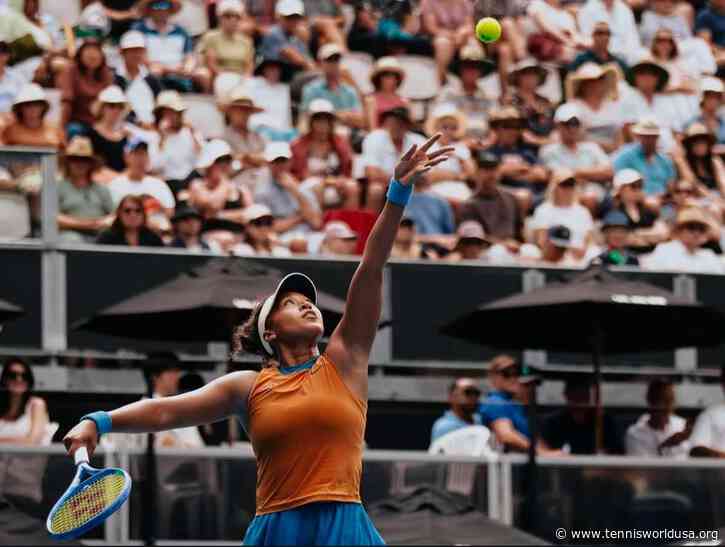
[2,0,725,272]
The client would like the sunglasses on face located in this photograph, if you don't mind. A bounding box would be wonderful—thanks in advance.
[499,367,521,379]
[7,371,28,381]
[494,121,522,130]
[682,222,707,233]
[559,179,577,188]
[462,388,482,398]
[251,216,273,227]
[626,181,644,191]
[122,207,143,214]
[562,119,581,128]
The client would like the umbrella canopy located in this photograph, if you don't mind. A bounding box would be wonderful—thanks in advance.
[73,259,348,342]
[0,298,24,325]
[441,266,725,353]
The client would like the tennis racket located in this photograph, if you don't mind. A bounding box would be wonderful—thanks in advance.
[46,446,132,541]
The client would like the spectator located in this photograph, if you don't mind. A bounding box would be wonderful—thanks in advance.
[89,85,131,179]
[96,194,165,247]
[660,179,704,226]
[445,220,493,262]
[57,38,114,134]
[565,62,623,154]
[1,83,62,147]
[0,357,49,445]
[0,2,54,84]
[108,137,175,235]
[643,207,722,273]
[291,98,358,210]
[258,0,315,77]
[641,0,692,46]
[435,42,496,138]
[613,118,677,197]
[430,377,483,444]
[690,366,725,458]
[377,0,434,58]
[540,102,613,213]
[686,76,725,144]
[626,378,691,457]
[0,40,24,121]
[366,57,408,129]
[484,106,548,210]
[300,44,365,130]
[568,21,629,75]
[220,88,267,193]
[695,0,725,64]
[391,217,428,259]
[244,57,294,140]
[318,220,359,256]
[508,58,555,143]
[460,152,523,250]
[578,0,643,64]
[402,172,456,237]
[594,210,641,266]
[100,0,142,43]
[347,0,383,57]
[526,0,585,64]
[362,106,425,210]
[649,28,697,95]
[676,122,725,197]
[197,0,254,84]
[303,0,348,50]
[0,166,34,239]
[153,90,203,196]
[57,136,114,243]
[114,30,163,128]
[254,141,323,237]
[189,139,251,246]
[423,103,475,185]
[420,0,475,84]
[523,224,589,266]
[530,169,595,257]
[610,168,669,253]
[233,203,292,256]
[132,0,209,93]
[542,378,622,455]
[169,204,211,251]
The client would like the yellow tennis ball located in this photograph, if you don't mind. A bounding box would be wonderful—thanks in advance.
[476,17,502,43]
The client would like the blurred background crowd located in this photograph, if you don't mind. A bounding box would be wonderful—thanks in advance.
[3,0,725,272]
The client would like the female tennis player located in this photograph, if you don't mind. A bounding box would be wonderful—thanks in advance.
[63,134,452,545]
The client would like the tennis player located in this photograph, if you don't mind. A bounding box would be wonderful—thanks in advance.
[63,134,452,545]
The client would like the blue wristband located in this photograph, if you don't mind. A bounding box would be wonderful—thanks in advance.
[81,411,113,436]
[386,178,413,207]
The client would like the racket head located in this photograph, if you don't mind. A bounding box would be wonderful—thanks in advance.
[46,462,132,541]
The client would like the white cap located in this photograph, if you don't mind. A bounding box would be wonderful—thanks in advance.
[264,141,292,162]
[308,98,335,116]
[317,43,343,61]
[554,102,580,123]
[97,85,127,104]
[196,139,233,170]
[12,83,47,107]
[276,0,304,16]
[217,0,244,15]
[242,203,273,223]
[120,30,146,50]
[324,221,357,239]
[613,168,643,190]
[701,76,724,95]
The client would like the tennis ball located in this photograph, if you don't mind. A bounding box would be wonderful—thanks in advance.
[475,17,502,43]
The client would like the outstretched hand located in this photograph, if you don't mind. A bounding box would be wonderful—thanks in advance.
[394,134,455,186]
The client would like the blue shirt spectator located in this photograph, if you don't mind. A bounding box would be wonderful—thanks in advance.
[613,143,676,196]
[430,378,483,445]
[406,192,455,235]
[479,390,530,439]
[301,78,360,113]
[695,4,725,48]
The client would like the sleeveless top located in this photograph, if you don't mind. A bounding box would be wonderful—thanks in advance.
[246,353,366,515]
[0,401,32,437]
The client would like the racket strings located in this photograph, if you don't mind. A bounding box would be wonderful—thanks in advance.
[49,472,126,533]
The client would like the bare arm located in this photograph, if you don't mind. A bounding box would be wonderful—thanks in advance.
[57,213,108,232]
[280,46,316,71]
[690,445,725,458]
[63,371,257,457]
[490,419,531,452]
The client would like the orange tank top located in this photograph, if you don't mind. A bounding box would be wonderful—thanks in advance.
[247,353,366,515]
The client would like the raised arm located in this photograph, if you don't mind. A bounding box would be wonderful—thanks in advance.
[325,135,452,385]
[63,371,257,457]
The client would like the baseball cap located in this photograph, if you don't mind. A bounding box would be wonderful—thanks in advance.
[324,221,357,240]
[613,169,643,192]
[120,31,145,50]
[242,204,274,223]
[456,220,488,244]
[318,43,343,62]
[124,135,148,153]
[264,141,292,162]
[276,0,304,16]
[547,225,573,248]
[554,102,580,124]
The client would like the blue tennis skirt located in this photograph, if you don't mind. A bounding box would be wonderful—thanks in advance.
[242,501,386,546]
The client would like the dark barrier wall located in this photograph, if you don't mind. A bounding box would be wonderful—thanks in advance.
[2,248,725,367]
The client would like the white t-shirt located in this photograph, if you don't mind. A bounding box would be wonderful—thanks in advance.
[156,127,200,181]
[571,99,624,145]
[530,201,594,247]
[578,0,644,63]
[244,76,292,131]
[108,174,176,209]
[690,403,725,452]
[362,129,426,176]
[625,413,690,458]
[642,239,723,274]
[528,0,577,35]
[540,141,610,173]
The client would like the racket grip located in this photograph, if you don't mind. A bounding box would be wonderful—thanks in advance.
[74,446,89,465]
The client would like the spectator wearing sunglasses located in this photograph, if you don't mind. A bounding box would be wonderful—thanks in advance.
[430,378,483,444]
[568,22,629,76]
[642,207,723,273]
[96,194,165,247]
[233,203,292,257]
[0,357,49,445]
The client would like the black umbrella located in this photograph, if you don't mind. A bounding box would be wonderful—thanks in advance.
[73,258,348,342]
[0,298,24,325]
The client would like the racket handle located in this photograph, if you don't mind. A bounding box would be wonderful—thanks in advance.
[74,446,89,465]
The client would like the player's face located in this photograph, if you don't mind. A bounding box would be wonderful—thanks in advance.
[269,291,324,345]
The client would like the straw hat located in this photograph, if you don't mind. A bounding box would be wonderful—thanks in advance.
[370,57,405,89]
[91,85,128,118]
[139,0,182,16]
[12,83,49,117]
[628,54,670,92]
[565,62,619,101]
[424,102,466,139]
[682,122,716,147]
[508,57,547,87]
[221,86,264,113]
[631,116,661,137]
[60,136,102,170]
[488,106,524,127]
[154,90,186,114]
[454,42,494,77]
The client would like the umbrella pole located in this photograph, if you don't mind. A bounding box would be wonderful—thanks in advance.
[592,327,604,455]
[523,380,539,535]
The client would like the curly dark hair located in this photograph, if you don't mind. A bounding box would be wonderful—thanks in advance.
[232,301,269,359]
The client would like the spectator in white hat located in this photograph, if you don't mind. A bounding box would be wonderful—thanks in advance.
[675,123,725,201]
[540,103,613,215]
[300,43,364,130]
[258,0,315,76]
[114,30,163,128]
[88,85,132,180]
[197,0,255,82]
[1,83,62,148]
[255,141,323,238]
[423,103,475,184]
[233,203,292,257]
[683,76,725,143]
[577,0,643,65]
[318,221,359,256]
